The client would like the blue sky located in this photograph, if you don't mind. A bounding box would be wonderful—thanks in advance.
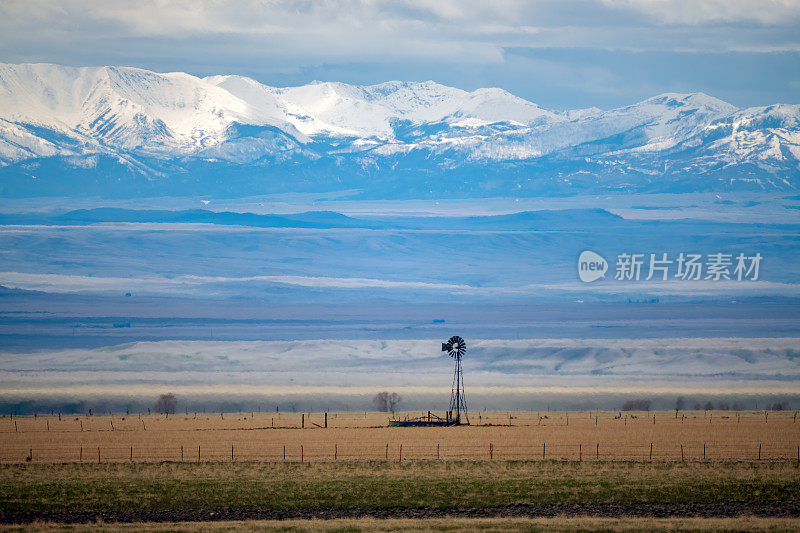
[1,0,798,110]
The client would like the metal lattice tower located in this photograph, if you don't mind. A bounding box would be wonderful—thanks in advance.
[442,335,469,425]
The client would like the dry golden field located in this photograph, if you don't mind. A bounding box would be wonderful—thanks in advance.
[1,410,799,464]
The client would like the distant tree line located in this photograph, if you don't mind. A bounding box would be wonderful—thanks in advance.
[765,402,791,411]
[622,397,793,412]
[686,400,789,411]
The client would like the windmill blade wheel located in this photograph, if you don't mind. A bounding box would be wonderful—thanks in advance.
[447,335,466,358]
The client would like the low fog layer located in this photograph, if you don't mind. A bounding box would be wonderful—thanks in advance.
[2,337,798,413]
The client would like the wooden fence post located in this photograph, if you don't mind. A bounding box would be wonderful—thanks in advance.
[198,445,200,463]
[399,444,402,462]
[301,414,304,429]
[334,443,337,461]
[181,445,183,461]
[681,444,684,463]
[325,412,328,428]
[130,445,133,462]
[596,442,599,460]
[579,444,582,461]
[301,444,304,463]
[385,442,388,460]
[703,443,706,460]
[542,442,546,460]
[98,446,101,464]
[758,443,762,460]
[650,442,653,461]
[437,442,440,460]
[231,444,234,462]
[79,446,82,462]
[489,443,493,460]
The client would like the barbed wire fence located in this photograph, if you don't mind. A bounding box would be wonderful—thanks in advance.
[3,441,800,464]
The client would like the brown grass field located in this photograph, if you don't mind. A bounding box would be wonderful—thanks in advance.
[1,444,799,529]
[1,410,799,464]
[1,459,799,529]
[3,409,799,529]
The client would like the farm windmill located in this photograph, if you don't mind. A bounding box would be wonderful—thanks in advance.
[442,335,469,425]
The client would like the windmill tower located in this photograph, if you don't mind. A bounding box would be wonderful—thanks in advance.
[442,335,469,425]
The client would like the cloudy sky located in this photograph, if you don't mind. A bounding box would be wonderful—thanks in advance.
[1,0,798,109]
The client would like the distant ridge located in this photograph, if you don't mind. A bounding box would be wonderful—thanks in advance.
[0,207,624,230]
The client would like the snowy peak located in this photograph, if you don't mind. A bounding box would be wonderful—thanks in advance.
[732,103,800,130]
[546,92,741,156]
[0,63,247,154]
[0,62,798,195]
[205,76,557,138]
[638,92,737,112]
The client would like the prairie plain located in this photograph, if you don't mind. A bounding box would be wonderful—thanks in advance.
[2,410,799,464]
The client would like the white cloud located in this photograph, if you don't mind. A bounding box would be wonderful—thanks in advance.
[0,1,797,114]
[1,0,798,67]
[602,0,800,26]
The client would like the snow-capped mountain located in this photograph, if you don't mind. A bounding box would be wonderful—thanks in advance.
[0,62,797,197]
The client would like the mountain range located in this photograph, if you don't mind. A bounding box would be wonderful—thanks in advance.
[0,62,798,198]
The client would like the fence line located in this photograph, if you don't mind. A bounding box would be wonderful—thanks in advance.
[3,410,799,433]
[4,441,799,464]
